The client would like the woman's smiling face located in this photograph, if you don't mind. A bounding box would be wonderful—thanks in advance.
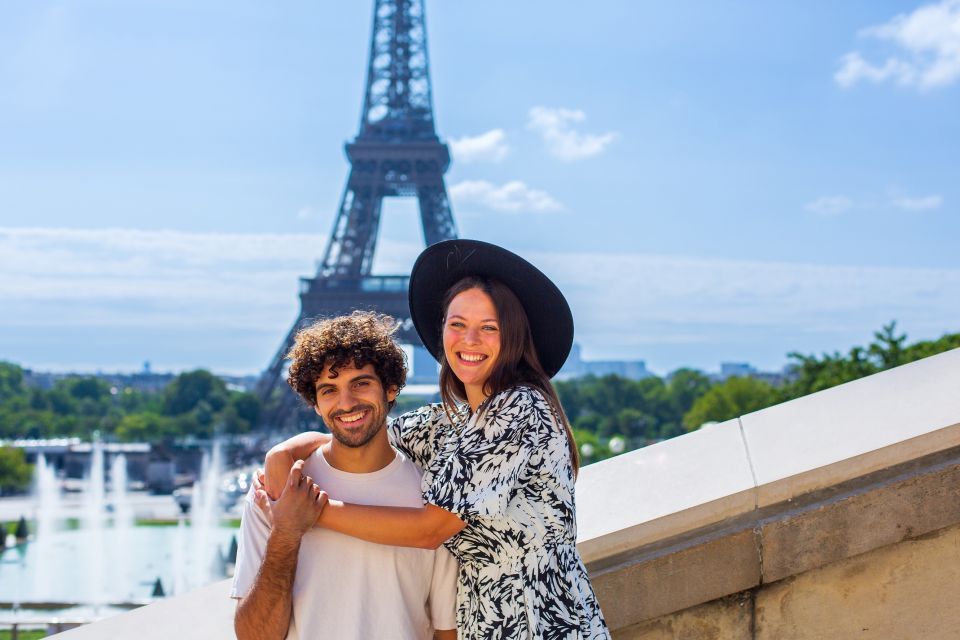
[442,287,501,408]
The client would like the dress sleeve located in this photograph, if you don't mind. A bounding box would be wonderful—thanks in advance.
[424,387,546,521]
[386,403,446,469]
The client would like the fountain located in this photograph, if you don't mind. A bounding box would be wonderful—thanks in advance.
[4,439,235,612]
[31,454,60,598]
[189,439,224,590]
[84,439,106,610]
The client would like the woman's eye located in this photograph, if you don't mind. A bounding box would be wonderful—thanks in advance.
[482,325,498,332]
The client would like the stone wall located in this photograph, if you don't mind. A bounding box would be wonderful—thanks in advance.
[617,521,960,640]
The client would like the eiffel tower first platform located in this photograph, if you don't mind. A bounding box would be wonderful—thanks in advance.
[258,0,457,426]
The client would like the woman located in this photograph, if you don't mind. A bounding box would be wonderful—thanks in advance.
[263,239,610,639]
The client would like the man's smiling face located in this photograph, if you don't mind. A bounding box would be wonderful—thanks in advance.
[314,362,397,449]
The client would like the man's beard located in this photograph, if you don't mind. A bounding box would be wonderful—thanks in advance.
[326,402,385,449]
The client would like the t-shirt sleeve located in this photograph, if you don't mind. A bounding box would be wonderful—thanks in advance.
[387,404,445,469]
[424,387,545,520]
[229,488,272,599]
[428,545,459,631]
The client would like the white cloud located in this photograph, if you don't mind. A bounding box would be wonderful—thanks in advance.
[296,206,316,220]
[892,194,943,211]
[2,227,958,373]
[836,0,960,89]
[449,180,563,213]
[527,107,618,161]
[530,250,960,366]
[805,195,854,215]
[448,129,509,163]
[0,227,323,330]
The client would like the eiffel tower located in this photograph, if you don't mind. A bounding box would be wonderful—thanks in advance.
[258,0,457,427]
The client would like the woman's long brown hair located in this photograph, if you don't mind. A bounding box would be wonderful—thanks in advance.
[438,276,580,476]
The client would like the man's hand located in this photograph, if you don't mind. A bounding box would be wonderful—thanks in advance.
[271,460,328,541]
[235,461,326,640]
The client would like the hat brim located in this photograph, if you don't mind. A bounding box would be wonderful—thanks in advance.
[408,239,573,378]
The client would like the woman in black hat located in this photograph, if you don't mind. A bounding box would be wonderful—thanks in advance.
[263,240,610,639]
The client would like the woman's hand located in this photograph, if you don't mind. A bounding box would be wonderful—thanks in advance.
[263,431,330,500]
[252,469,273,525]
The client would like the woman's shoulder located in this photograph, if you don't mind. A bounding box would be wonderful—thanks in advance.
[479,386,557,432]
[394,402,448,428]
[484,384,551,412]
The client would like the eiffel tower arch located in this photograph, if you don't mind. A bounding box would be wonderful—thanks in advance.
[258,0,457,427]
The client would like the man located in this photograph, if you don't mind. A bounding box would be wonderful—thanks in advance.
[232,312,457,640]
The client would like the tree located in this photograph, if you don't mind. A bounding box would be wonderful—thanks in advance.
[115,413,178,443]
[162,370,228,416]
[0,447,32,495]
[683,376,778,431]
[0,362,25,402]
[665,369,713,417]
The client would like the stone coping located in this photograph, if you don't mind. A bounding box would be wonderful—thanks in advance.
[49,579,235,639]
[576,347,960,565]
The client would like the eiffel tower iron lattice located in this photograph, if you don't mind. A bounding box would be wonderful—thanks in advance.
[258,0,457,427]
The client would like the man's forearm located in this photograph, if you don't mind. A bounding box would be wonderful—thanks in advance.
[234,532,302,640]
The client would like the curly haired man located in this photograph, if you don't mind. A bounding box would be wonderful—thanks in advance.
[232,312,457,640]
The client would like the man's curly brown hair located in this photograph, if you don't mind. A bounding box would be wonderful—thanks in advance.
[286,311,407,408]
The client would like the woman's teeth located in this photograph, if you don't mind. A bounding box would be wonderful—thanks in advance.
[459,353,486,362]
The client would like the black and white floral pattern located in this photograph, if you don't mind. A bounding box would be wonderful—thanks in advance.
[388,386,610,640]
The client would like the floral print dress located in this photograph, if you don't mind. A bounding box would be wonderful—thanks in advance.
[388,386,610,640]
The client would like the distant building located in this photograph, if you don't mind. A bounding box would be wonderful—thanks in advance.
[557,344,653,381]
[719,362,757,379]
[715,361,788,386]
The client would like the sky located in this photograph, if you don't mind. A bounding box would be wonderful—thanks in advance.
[1,0,958,376]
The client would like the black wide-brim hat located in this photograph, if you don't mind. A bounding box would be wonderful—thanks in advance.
[408,239,574,378]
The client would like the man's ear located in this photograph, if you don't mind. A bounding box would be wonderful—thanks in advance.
[386,386,399,403]
[314,404,322,416]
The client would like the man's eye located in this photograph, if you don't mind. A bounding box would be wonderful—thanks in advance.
[319,388,333,396]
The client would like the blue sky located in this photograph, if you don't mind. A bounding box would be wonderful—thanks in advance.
[1,0,958,376]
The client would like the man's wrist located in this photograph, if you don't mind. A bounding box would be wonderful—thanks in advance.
[268,525,305,550]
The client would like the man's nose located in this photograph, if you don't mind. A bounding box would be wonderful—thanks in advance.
[337,387,358,408]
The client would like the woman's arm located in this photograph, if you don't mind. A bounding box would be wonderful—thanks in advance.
[318,501,466,550]
[263,431,330,500]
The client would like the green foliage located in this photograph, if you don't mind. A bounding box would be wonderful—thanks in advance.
[556,371,713,461]
[682,376,779,431]
[0,446,33,494]
[162,370,228,415]
[0,362,25,402]
[780,322,960,399]
[0,367,261,443]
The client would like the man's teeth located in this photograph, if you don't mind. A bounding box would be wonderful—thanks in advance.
[339,411,365,423]
[460,353,486,362]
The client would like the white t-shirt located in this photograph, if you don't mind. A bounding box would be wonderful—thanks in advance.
[231,448,458,640]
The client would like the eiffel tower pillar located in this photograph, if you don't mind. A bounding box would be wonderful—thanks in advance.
[257,0,457,427]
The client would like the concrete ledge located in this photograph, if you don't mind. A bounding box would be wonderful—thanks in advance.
[50,579,234,639]
[590,446,960,629]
